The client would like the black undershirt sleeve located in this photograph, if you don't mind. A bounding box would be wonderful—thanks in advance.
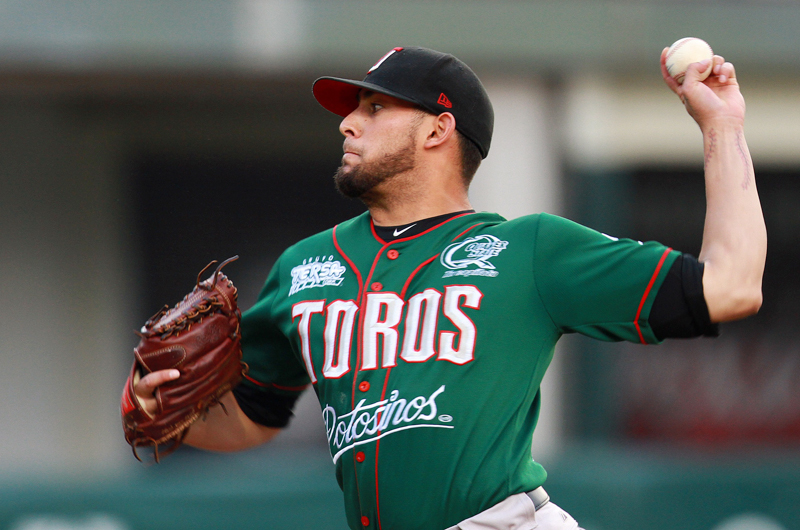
[232,383,303,428]
[649,253,720,341]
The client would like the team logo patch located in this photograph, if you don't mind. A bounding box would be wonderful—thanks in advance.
[289,256,346,296]
[322,385,453,463]
[368,47,403,73]
[440,234,509,278]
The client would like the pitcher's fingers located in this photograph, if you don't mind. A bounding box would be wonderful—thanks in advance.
[660,47,681,93]
[136,369,181,397]
[684,59,711,87]
[716,61,736,84]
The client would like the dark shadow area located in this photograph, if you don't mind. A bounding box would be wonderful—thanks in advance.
[129,154,365,315]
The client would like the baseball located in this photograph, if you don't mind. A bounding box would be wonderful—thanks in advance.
[666,37,714,84]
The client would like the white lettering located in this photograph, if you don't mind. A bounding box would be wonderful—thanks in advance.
[361,292,404,370]
[323,385,449,463]
[295,286,484,379]
[400,289,441,363]
[440,235,509,273]
[292,300,325,383]
[322,300,357,379]
[289,259,346,296]
[438,285,482,365]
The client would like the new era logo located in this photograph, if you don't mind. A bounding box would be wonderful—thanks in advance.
[437,93,452,108]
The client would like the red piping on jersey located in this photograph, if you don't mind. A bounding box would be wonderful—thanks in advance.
[450,222,486,242]
[356,213,481,527]
[242,373,309,392]
[370,221,386,245]
[374,249,443,529]
[400,254,440,299]
[355,246,389,405]
[375,429,384,529]
[333,224,368,513]
[349,245,389,521]
[333,224,364,305]
[373,216,485,528]
[634,247,673,344]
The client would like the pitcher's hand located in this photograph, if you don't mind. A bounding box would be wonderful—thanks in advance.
[660,47,745,129]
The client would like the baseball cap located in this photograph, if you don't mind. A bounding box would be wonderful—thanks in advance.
[312,46,494,158]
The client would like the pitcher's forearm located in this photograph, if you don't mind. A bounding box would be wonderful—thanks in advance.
[184,391,281,451]
[698,122,766,322]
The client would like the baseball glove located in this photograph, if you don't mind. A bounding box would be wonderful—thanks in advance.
[121,256,244,462]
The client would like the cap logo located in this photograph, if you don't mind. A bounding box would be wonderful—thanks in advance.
[368,47,404,73]
[437,93,452,108]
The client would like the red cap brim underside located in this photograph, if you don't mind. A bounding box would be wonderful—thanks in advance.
[312,77,420,118]
[312,78,362,118]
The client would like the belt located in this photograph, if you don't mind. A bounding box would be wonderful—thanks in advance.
[526,486,550,511]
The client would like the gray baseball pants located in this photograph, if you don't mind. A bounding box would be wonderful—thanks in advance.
[445,488,584,530]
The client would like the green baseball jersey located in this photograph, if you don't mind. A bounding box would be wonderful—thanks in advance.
[240,211,678,530]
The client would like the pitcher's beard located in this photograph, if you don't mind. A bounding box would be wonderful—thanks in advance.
[334,143,416,199]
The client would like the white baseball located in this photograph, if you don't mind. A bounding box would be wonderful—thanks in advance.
[666,37,714,84]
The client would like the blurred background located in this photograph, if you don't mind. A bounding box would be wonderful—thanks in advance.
[1,1,799,529]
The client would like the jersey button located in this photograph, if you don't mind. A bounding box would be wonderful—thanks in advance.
[387,249,399,260]
[356,451,366,462]
[371,282,383,291]
[361,516,370,526]
[359,381,370,392]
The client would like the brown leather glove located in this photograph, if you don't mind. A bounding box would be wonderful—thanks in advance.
[121,257,244,462]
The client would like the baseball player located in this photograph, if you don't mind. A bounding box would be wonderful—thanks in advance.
[134,47,766,529]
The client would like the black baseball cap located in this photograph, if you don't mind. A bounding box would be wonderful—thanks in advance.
[312,46,494,158]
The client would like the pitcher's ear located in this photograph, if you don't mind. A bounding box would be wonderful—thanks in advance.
[424,112,457,150]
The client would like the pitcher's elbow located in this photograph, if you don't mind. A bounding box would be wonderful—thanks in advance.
[714,287,762,322]
[742,288,763,317]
